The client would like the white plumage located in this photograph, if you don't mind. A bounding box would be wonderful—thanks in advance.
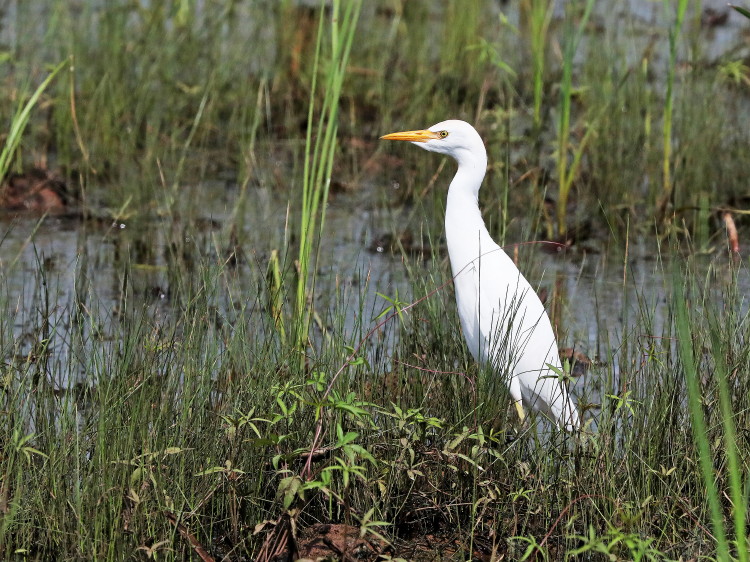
[382,120,580,431]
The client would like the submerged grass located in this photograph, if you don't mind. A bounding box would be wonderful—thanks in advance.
[0,1,749,560]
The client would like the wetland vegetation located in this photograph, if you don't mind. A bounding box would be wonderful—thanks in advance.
[0,1,750,560]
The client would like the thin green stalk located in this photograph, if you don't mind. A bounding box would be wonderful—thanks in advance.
[528,0,553,134]
[295,0,362,351]
[170,86,211,199]
[707,296,748,560]
[658,0,688,221]
[0,59,67,179]
[673,267,730,559]
[556,0,594,237]
[500,93,512,246]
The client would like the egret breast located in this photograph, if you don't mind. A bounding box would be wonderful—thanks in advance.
[452,264,483,362]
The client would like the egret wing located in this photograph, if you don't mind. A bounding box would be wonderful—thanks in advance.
[474,245,574,424]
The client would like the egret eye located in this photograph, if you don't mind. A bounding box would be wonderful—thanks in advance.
[438,130,449,138]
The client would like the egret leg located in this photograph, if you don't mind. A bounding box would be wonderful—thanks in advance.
[509,377,525,424]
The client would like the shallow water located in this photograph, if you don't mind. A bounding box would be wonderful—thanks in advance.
[2,175,748,415]
[1,0,749,406]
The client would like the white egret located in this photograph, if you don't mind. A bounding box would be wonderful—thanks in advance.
[381,120,580,431]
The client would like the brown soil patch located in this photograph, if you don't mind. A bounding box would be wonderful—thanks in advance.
[297,523,387,561]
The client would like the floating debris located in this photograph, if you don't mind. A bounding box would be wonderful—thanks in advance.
[722,211,740,254]
[702,7,729,28]
[368,230,433,256]
[559,347,593,377]
[0,167,67,213]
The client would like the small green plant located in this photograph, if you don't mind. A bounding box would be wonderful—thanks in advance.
[375,290,410,326]
[567,525,667,561]
[718,59,750,87]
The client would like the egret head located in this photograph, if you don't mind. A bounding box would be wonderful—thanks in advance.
[381,119,486,168]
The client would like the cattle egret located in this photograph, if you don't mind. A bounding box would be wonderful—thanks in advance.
[381,120,580,431]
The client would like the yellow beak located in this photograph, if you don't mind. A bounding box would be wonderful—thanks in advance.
[380,129,440,142]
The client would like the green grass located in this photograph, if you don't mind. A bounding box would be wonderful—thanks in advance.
[293,0,362,353]
[0,1,749,560]
[657,0,690,223]
[3,238,748,560]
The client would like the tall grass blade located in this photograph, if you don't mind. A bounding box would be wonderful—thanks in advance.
[0,59,67,179]
[707,294,748,560]
[527,0,553,135]
[294,0,362,351]
[673,267,730,559]
[657,0,689,221]
[555,0,594,237]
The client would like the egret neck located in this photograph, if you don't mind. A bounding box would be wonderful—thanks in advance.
[444,144,491,278]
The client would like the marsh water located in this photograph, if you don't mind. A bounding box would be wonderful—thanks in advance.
[1,0,749,401]
[1,169,747,411]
